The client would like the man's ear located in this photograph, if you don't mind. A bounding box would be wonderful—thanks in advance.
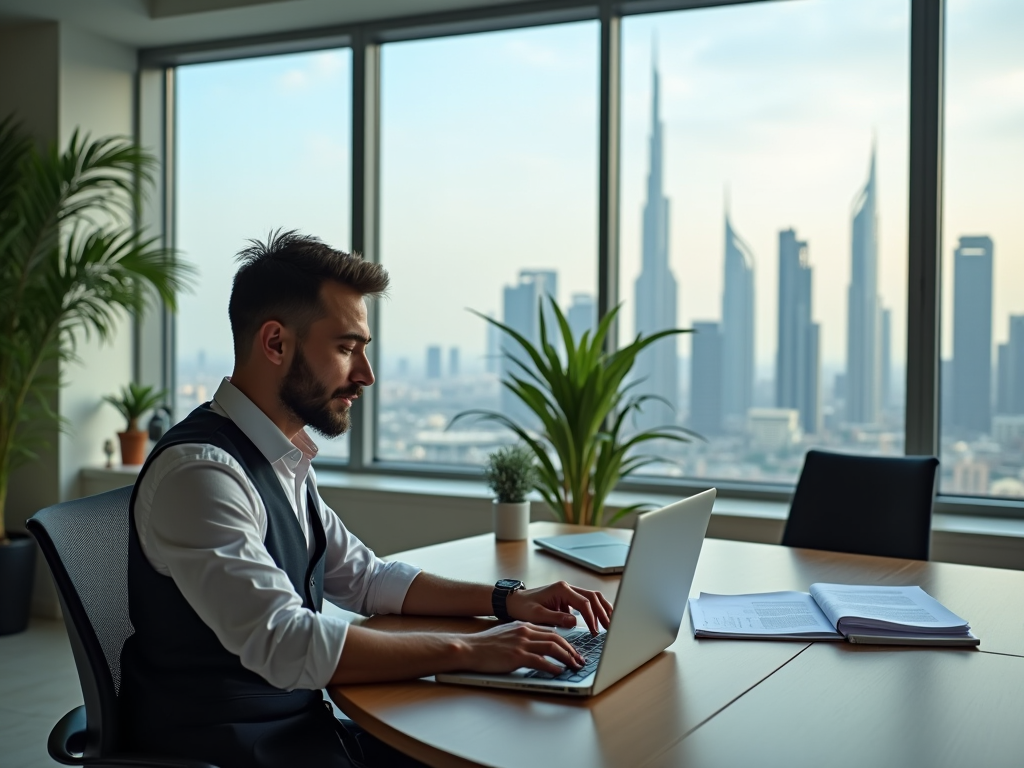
[258,320,289,366]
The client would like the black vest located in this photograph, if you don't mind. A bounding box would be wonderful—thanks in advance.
[120,404,328,733]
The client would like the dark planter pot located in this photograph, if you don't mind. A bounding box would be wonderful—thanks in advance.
[0,532,36,636]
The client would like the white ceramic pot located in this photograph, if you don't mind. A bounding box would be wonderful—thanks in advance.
[493,500,530,541]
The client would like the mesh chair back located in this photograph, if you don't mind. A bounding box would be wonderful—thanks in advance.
[27,485,135,757]
[782,450,939,560]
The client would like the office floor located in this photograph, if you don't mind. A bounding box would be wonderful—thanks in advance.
[0,619,82,768]
[0,618,349,768]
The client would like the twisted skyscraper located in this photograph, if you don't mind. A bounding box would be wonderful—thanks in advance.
[633,61,679,430]
[721,209,755,431]
[846,145,881,425]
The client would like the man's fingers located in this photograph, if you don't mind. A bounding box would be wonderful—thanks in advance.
[559,588,601,634]
[536,606,578,629]
[526,639,581,670]
[567,586,613,630]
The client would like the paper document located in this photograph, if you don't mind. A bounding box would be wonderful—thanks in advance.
[688,591,843,640]
[808,584,970,636]
[689,584,978,646]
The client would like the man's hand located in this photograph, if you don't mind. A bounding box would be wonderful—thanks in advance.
[506,581,613,635]
[461,622,586,675]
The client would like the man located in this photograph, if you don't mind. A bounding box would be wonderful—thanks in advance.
[119,231,612,768]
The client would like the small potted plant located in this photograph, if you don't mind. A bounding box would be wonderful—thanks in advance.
[484,444,536,541]
[103,384,167,466]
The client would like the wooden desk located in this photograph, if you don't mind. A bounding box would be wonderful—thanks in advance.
[329,523,1024,768]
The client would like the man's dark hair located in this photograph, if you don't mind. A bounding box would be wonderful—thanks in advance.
[229,230,389,361]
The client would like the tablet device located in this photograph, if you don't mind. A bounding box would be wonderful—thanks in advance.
[533,532,630,574]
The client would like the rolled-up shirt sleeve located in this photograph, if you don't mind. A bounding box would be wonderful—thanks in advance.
[145,451,349,691]
[315,489,421,616]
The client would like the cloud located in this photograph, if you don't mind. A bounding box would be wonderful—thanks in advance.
[276,51,348,92]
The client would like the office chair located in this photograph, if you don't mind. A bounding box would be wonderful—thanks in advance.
[27,486,217,768]
[781,450,939,561]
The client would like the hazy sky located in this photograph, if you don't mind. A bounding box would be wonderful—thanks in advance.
[174,0,1022,382]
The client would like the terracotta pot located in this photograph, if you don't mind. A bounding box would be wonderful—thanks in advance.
[117,430,148,465]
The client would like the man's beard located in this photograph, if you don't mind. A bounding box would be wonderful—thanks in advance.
[279,345,362,439]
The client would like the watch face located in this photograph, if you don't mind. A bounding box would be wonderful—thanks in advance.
[496,579,524,590]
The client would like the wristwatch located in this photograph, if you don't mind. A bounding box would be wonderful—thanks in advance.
[491,579,525,622]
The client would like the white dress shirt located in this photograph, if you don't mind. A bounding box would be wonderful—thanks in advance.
[133,378,421,691]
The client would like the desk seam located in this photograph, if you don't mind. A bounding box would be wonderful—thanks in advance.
[976,649,1024,660]
[637,642,814,768]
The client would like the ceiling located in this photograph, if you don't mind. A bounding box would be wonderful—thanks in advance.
[0,0,523,50]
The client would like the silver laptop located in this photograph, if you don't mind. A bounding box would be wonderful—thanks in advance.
[436,488,717,697]
[534,531,630,574]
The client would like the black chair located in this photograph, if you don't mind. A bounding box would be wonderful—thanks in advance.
[781,450,939,561]
[27,486,217,768]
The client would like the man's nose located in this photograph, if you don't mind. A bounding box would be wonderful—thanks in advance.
[355,353,375,387]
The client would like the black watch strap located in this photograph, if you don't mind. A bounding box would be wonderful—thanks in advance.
[491,579,525,622]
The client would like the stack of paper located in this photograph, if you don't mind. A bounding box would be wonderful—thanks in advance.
[688,584,979,647]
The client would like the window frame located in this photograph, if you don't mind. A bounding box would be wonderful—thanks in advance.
[137,0,1024,519]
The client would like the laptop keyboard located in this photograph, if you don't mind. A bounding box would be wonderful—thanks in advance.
[524,630,605,683]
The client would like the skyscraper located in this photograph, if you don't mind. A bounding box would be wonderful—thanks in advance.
[951,236,993,435]
[633,60,679,431]
[997,315,1024,415]
[426,345,442,379]
[501,269,558,419]
[566,293,596,346]
[846,146,881,425]
[690,321,723,436]
[881,307,892,412]
[721,209,755,432]
[448,347,460,378]
[776,229,820,435]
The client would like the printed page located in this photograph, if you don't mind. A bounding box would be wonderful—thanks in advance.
[689,591,842,639]
[808,584,970,634]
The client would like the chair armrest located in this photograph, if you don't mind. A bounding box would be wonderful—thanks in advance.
[47,705,219,768]
[48,706,88,765]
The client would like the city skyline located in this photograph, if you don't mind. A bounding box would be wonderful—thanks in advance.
[169,1,1024,497]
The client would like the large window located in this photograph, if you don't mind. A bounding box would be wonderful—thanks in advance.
[160,0,1023,516]
[619,0,910,485]
[940,0,1024,499]
[175,50,353,460]
[376,23,599,465]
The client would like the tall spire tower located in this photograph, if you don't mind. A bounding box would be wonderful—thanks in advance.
[633,54,679,430]
[721,197,756,431]
[846,142,881,425]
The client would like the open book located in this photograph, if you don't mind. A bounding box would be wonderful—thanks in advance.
[689,584,979,647]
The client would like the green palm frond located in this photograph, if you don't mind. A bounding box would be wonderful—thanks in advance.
[451,297,700,526]
[0,114,195,541]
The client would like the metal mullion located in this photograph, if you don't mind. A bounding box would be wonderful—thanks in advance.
[905,0,944,457]
[598,0,622,352]
[349,34,382,470]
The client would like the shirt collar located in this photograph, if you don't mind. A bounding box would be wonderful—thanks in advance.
[212,378,319,467]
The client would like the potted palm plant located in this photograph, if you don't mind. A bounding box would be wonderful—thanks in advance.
[484,444,536,541]
[104,384,168,466]
[0,114,192,635]
[453,297,697,527]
